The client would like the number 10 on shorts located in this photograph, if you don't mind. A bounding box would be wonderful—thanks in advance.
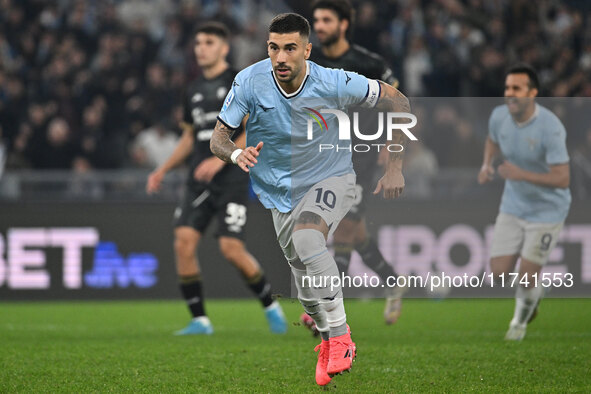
[315,188,336,210]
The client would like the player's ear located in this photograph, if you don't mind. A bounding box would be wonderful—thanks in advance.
[305,42,312,60]
[341,19,349,37]
[529,87,539,98]
[221,41,230,57]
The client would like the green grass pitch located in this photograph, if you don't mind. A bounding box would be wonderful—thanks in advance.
[1,299,590,392]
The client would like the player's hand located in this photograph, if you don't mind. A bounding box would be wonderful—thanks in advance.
[477,164,495,184]
[374,169,405,199]
[146,170,165,194]
[498,161,524,181]
[194,156,225,183]
[236,141,263,173]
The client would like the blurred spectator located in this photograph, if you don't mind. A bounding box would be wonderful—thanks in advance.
[29,118,79,169]
[130,121,178,169]
[572,128,591,200]
[0,0,589,174]
[445,119,482,168]
[403,36,432,96]
[400,106,438,198]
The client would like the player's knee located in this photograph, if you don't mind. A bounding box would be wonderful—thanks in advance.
[489,265,505,282]
[218,237,245,262]
[292,228,326,264]
[490,256,516,283]
[174,235,197,260]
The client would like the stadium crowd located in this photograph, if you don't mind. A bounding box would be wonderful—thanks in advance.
[0,0,590,176]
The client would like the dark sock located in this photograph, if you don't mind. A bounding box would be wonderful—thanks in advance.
[179,274,205,318]
[334,243,353,274]
[245,271,274,308]
[355,237,397,281]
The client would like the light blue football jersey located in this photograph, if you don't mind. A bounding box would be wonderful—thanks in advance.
[218,59,380,212]
[489,103,571,222]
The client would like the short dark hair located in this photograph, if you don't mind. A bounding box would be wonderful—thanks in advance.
[195,22,230,40]
[269,13,310,39]
[506,63,539,90]
[311,0,354,24]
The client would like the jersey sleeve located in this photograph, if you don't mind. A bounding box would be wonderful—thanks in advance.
[488,107,501,144]
[217,74,249,129]
[337,69,381,109]
[544,120,569,165]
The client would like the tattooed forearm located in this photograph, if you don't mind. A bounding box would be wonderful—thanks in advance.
[388,129,406,167]
[376,81,410,169]
[376,81,410,113]
[210,120,237,163]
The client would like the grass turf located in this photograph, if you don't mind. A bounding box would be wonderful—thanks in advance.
[1,299,590,392]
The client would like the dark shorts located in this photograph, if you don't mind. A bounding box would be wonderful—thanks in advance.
[173,183,248,240]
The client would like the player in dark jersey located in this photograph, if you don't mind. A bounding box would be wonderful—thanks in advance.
[308,0,405,326]
[146,22,286,335]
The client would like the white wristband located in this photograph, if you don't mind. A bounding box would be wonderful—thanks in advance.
[230,149,243,164]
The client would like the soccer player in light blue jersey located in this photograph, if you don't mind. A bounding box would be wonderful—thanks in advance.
[478,64,571,341]
[210,13,410,385]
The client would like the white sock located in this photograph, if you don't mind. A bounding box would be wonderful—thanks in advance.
[291,265,329,333]
[322,298,347,337]
[192,316,211,324]
[511,285,543,327]
[293,229,347,331]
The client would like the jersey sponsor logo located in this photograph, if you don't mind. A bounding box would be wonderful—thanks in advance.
[191,93,204,103]
[345,72,351,85]
[216,86,228,100]
[192,110,222,127]
[196,129,214,141]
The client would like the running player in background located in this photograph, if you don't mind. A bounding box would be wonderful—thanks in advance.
[146,22,286,336]
[309,0,405,326]
[478,64,571,341]
[211,13,410,385]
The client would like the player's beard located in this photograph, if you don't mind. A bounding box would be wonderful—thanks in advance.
[505,97,531,118]
[274,64,299,83]
[317,29,340,47]
[197,53,221,69]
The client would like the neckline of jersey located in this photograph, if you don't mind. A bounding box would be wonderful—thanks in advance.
[271,61,310,99]
[514,103,539,128]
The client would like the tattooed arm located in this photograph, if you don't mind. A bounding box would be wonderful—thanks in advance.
[373,81,411,199]
[211,116,262,173]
